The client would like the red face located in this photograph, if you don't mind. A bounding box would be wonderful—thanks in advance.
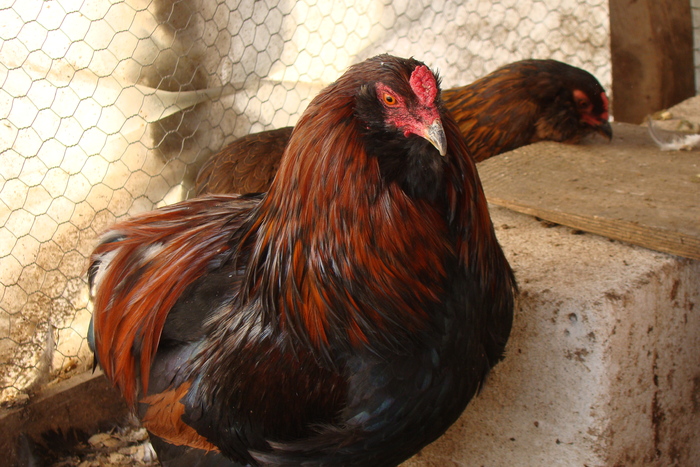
[574,89,609,126]
[374,66,446,155]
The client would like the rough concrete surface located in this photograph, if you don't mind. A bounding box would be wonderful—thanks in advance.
[402,205,700,467]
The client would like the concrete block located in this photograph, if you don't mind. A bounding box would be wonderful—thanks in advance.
[403,206,700,466]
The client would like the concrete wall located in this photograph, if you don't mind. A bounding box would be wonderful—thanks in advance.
[403,206,700,466]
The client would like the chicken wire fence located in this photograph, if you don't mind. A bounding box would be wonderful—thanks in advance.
[0,0,611,404]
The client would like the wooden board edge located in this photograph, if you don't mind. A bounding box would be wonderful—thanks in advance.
[488,197,700,261]
[0,369,130,466]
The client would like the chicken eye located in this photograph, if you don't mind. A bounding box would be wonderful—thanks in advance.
[577,99,590,110]
[573,90,593,113]
[383,93,397,106]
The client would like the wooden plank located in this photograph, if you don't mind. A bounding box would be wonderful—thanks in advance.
[609,0,695,124]
[478,122,700,260]
[0,370,130,466]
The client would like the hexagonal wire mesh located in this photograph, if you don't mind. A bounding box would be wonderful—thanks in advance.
[0,0,613,404]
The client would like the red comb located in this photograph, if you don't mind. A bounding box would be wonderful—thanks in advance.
[410,65,437,106]
[600,92,610,120]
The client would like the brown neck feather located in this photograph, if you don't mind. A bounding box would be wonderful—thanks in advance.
[239,83,454,360]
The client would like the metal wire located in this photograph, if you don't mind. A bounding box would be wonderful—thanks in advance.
[0,0,612,403]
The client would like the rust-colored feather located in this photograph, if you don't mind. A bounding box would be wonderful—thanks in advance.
[90,195,257,405]
[141,382,220,451]
[238,86,452,359]
[195,127,292,195]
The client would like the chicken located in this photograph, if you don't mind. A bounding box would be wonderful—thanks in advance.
[196,58,611,195]
[443,59,612,162]
[89,54,516,466]
[195,126,293,195]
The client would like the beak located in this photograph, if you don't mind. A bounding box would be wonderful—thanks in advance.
[596,121,613,141]
[423,119,447,156]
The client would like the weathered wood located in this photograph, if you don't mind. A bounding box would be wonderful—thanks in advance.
[0,369,130,466]
[478,122,700,260]
[609,0,695,124]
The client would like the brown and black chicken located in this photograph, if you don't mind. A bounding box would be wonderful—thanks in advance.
[443,58,611,162]
[196,58,611,195]
[89,54,516,467]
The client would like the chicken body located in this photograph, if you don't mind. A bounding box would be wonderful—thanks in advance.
[89,54,515,466]
[196,59,611,195]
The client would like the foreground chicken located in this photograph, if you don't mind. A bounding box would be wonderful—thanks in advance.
[89,54,516,466]
[196,58,611,195]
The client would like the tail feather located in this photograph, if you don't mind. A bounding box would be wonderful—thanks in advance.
[89,195,259,406]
